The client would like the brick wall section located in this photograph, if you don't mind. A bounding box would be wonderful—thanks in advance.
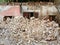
[0,5,20,16]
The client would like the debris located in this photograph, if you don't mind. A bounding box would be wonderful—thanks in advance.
[0,16,59,45]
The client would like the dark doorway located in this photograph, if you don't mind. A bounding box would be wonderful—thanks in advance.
[23,12,38,19]
[30,12,34,17]
[23,12,34,19]
[23,12,30,19]
[49,15,56,21]
[34,12,38,18]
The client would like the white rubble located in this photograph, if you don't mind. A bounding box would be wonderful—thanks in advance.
[0,16,60,45]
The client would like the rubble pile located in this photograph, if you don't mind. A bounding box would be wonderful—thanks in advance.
[0,16,60,45]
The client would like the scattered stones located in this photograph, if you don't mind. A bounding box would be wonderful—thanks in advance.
[0,16,60,45]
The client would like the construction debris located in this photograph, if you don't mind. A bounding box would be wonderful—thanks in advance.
[0,16,60,45]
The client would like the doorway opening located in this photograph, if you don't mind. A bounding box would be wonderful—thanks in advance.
[23,12,38,19]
